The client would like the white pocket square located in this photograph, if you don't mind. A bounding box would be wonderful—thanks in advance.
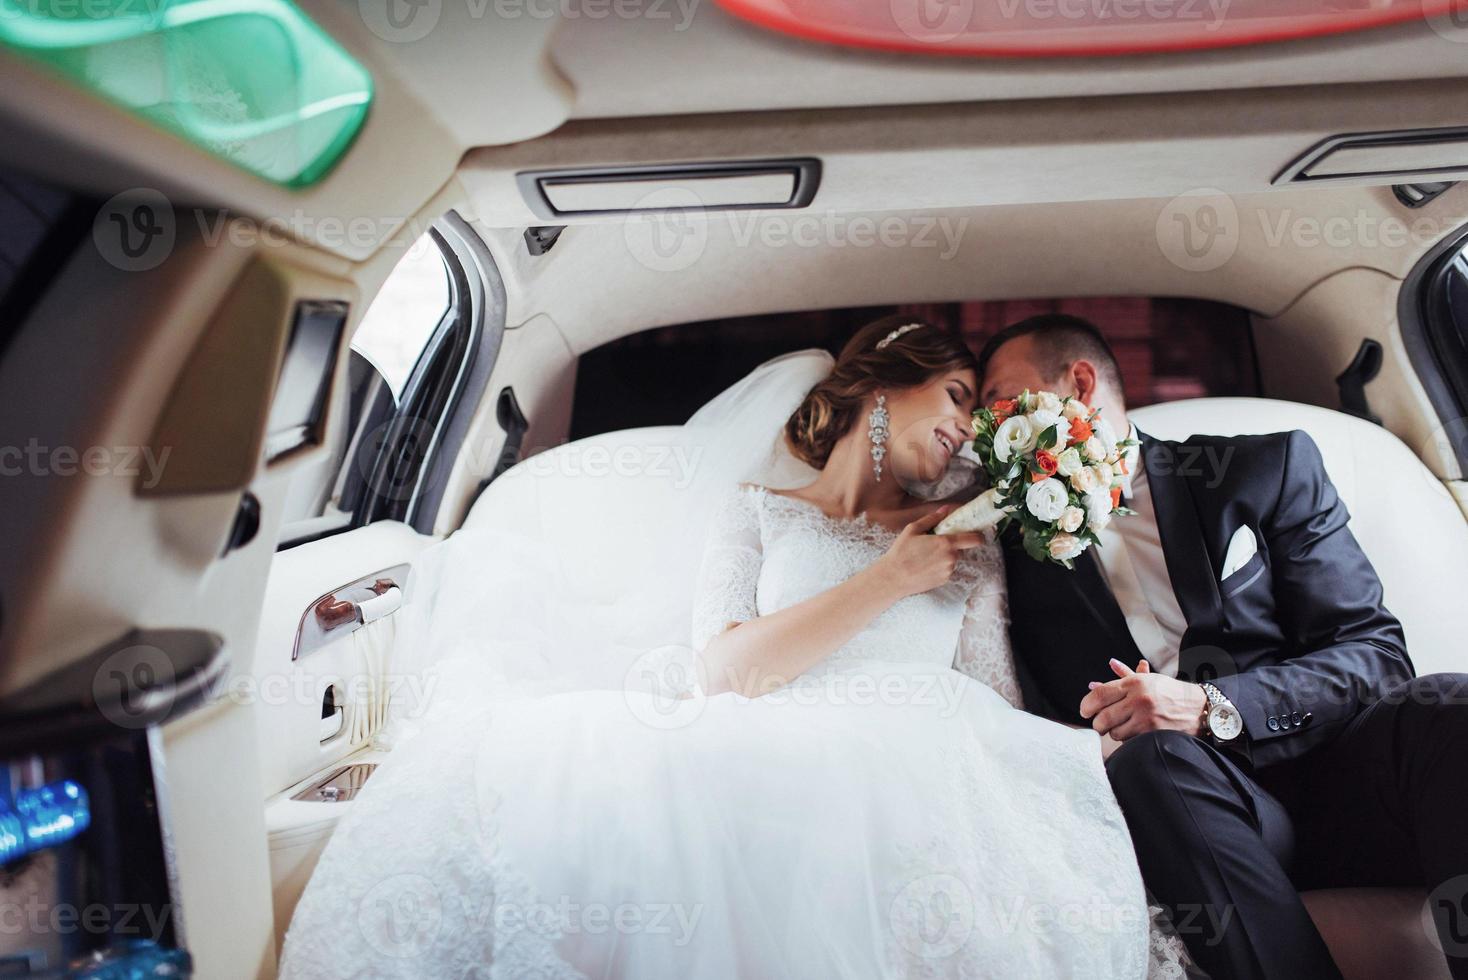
[1220,525,1258,582]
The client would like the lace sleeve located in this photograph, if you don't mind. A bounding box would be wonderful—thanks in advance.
[952,538,1024,709]
[691,486,764,652]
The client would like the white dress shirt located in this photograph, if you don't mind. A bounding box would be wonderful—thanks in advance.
[1092,426,1189,676]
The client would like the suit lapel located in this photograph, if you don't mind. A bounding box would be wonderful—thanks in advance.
[1138,431,1224,637]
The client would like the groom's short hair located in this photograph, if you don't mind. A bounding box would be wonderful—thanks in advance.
[978,313,1122,391]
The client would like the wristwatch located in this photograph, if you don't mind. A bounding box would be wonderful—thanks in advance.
[1200,682,1244,744]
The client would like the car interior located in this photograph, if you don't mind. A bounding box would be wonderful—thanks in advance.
[4,0,1468,976]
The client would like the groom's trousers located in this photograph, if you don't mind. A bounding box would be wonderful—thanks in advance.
[1105,672,1468,980]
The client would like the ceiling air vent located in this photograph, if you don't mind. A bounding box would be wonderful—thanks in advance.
[517,159,821,220]
[1276,129,1468,187]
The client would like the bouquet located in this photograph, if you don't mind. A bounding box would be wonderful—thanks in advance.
[935,390,1136,568]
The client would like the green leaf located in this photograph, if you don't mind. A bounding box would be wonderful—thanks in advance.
[1022,527,1049,563]
[1036,425,1058,451]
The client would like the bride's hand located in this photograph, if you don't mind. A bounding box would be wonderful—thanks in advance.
[877,506,988,598]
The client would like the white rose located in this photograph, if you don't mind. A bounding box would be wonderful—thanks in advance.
[1082,435,1107,462]
[1085,490,1113,531]
[1055,447,1083,477]
[993,415,1037,463]
[1062,399,1090,420]
[1035,391,1063,414]
[1070,465,1100,494]
[1094,461,1114,488]
[1024,478,1069,522]
[1059,505,1085,533]
[1048,533,1087,562]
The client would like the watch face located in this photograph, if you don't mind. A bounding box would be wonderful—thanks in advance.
[1209,705,1243,741]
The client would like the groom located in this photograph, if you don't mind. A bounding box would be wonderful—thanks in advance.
[977,313,1468,979]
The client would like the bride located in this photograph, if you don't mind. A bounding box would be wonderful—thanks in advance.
[278,315,1191,978]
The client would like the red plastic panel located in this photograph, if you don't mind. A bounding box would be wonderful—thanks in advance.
[714,0,1468,57]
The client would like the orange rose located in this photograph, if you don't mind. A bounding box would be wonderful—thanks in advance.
[1068,417,1093,445]
[1035,450,1058,477]
[991,399,1018,421]
[1110,486,1122,508]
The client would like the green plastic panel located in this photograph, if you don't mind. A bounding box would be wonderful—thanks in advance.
[1,0,373,187]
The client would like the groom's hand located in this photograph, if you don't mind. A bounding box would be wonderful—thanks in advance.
[1078,659,1207,741]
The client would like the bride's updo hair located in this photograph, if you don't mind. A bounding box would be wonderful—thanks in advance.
[786,315,979,469]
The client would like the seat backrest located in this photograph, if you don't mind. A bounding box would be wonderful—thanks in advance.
[1131,398,1468,676]
[464,426,710,652]
[464,399,1466,676]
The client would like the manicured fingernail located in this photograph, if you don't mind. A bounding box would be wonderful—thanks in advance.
[1109,658,1123,669]
[1088,681,1101,690]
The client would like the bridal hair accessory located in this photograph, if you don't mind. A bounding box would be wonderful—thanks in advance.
[875,323,923,349]
[934,390,1138,568]
[868,394,890,481]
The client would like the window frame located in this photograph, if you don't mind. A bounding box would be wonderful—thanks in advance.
[276,212,505,548]
[1399,221,1468,475]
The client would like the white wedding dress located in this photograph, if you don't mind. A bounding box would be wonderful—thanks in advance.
[279,482,1193,979]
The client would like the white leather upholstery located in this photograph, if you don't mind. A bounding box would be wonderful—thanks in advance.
[1130,397,1468,678]
[464,426,708,652]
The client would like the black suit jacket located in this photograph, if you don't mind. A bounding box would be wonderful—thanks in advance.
[1003,429,1413,769]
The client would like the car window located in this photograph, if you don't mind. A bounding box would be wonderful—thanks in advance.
[570,297,1258,438]
[349,237,450,401]
[275,232,455,545]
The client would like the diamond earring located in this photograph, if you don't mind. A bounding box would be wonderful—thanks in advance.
[868,394,889,482]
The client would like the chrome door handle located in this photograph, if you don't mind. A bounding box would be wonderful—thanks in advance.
[293,564,409,660]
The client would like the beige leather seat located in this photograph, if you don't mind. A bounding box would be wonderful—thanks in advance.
[1132,397,1468,980]
[467,397,1468,978]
